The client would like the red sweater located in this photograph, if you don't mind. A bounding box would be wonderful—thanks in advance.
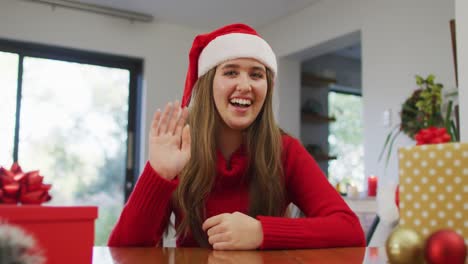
[108,135,365,249]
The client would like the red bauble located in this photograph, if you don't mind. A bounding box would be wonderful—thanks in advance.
[425,229,467,264]
[395,184,399,209]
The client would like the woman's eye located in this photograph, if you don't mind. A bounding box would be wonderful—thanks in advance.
[223,70,238,76]
[251,72,264,79]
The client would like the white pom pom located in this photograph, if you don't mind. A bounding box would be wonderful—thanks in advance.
[0,221,45,264]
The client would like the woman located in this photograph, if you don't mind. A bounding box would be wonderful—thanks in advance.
[108,23,365,250]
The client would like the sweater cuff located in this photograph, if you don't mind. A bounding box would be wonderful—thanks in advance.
[257,216,306,249]
[127,162,179,213]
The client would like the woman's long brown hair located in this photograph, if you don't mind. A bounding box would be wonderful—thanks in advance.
[174,67,286,247]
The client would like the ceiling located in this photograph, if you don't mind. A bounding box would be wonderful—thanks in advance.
[77,0,321,29]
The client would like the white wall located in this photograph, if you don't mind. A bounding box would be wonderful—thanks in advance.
[456,0,468,141]
[260,0,363,59]
[260,0,456,184]
[0,1,201,171]
[362,0,455,183]
[277,58,301,137]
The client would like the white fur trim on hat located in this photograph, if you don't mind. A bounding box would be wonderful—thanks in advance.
[198,33,277,77]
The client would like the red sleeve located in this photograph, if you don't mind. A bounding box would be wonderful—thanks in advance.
[107,162,178,247]
[257,136,365,249]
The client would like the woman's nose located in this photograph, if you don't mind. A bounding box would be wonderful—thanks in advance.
[236,73,252,92]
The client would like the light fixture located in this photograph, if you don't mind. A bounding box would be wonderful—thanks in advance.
[24,0,154,23]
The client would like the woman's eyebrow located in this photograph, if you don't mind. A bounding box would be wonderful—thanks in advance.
[251,66,266,72]
[221,64,266,72]
[221,64,240,69]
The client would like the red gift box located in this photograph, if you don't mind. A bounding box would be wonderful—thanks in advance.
[0,205,98,264]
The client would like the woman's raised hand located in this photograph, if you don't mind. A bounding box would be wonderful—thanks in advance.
[149,100,190,180]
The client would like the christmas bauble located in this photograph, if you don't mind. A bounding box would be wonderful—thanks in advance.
[425,229,466,264]
[386,227,424,264]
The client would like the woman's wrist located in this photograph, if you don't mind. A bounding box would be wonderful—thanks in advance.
[149,161,176,180]
[254,219,264,249]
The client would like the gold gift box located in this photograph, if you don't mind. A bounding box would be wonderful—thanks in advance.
[398,142,467,239]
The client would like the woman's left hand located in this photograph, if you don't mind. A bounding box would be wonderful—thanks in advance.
[202,212,263,250]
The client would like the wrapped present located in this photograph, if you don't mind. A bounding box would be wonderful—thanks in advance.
[0,205,98,264]
[398,142,467,239]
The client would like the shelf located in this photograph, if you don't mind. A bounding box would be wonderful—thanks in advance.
[301,73,337,87]
[304,146,337,161]
[313,155,337,161]
[302,113,336,123]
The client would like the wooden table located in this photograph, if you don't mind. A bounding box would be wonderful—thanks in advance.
[93,246,388,263]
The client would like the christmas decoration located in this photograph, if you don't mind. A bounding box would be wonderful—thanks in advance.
[379,74,459,168]
[386,227,424,264]
[367,175,378,197]
[0,163,52,204]
[395,184,399,209]
[1,206,97,264]
[398,143,467,240]
[414,127,451,145]
[0,222,45,264]
[425,229,466,264]
[182,23,277,107]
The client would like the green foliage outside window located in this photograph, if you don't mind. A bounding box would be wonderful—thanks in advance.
[328,92,364,191]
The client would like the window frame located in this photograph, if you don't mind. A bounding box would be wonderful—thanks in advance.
[0,38,143,201]
[329,85,362,97]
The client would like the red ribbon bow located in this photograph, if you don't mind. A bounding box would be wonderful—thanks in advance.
[0,163,52,204]
[414,126,451,145]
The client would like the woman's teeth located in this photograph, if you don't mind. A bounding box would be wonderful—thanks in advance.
[230,98,252,107]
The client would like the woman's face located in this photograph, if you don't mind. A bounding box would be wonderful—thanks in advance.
[212,58,268,131]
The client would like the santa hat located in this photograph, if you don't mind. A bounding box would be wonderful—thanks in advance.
[181,23,277,107]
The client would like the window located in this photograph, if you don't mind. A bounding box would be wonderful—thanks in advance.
[0,51,18,166]
[328,91,364,191]
[0,39,143,245]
